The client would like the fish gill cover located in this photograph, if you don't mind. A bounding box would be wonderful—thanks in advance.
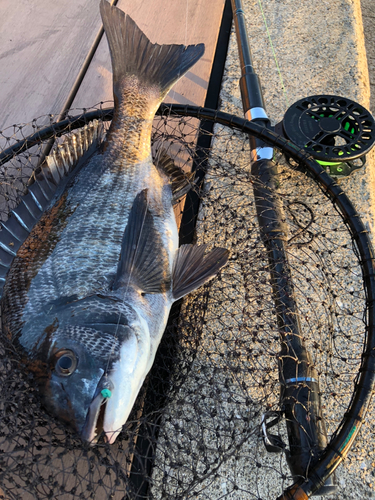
[0,104,372,499]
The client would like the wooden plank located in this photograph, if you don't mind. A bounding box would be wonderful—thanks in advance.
[0,0,103,131]
[72,0,226,109]
[0,0,225,137]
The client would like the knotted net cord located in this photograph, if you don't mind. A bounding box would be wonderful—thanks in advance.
[0,104,373,498]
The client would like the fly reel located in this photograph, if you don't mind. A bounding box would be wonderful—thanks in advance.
[277,95,375,177]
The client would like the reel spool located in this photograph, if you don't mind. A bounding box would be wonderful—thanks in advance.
[278,95,375,176]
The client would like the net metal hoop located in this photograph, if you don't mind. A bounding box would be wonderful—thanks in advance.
[1,103,375,498]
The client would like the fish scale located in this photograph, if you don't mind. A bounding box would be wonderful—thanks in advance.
[28,157,155,302]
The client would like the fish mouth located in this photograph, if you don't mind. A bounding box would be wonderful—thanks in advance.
[81,374,114,445]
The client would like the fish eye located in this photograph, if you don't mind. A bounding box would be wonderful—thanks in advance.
[54,349,78,377]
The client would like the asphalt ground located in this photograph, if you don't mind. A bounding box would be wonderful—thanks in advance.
[152,1,375,498]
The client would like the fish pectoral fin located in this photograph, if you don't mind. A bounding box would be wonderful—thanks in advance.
[155,149,195,203]
[172,244,229,301]
[113,189,171,294]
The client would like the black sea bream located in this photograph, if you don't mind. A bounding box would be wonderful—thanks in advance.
[0,0,228,444]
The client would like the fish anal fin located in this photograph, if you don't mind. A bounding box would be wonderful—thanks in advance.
[172,244,229,301]
[113,189,171,294]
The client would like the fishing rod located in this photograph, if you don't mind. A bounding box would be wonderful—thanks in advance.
[230,0,344,495]
[231,0,375,496]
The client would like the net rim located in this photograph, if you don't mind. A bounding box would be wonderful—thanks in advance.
[1,103,374,497]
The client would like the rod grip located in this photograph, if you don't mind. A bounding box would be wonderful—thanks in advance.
[282,377,326,469]
[250,159,288,240]
[281,374,337,495]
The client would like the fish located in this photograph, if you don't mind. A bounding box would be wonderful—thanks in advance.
[0,0,229,445]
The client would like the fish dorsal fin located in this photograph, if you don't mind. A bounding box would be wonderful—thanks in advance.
[0,120,104,298]
[28,118,104,212]
[100,0,205,100]
[43,119,104,185]
[113,189,171,294]
[155,150,195,203]
[172,244,229,301]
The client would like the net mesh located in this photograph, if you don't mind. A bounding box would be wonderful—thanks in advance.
[0,106,372,499]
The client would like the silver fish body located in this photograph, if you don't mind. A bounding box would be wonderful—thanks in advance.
[0,0,229,444]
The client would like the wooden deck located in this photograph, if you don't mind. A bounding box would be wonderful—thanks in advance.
[0,0,226,131]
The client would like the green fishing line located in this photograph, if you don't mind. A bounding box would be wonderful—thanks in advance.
[257,0,289,108]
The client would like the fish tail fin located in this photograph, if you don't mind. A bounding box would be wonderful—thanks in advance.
[100,0,204,103]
